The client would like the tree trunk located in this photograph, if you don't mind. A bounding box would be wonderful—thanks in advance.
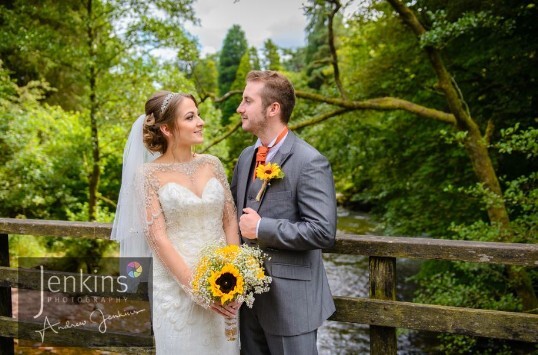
[462,129,510,227]
[88,77,99,222]
[87,0,100,222]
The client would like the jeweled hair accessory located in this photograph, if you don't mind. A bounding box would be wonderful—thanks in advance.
[160,93,176,114]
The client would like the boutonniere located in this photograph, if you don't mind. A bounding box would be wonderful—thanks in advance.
[255,163,285,201]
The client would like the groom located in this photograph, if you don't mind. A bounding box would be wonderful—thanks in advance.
[231,70,337,355]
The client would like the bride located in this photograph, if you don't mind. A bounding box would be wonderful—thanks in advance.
[111,91,240,354]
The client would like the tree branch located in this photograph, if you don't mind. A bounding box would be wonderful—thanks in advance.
[97,193,117,208]
[385,0,477,131]
[199,90,243,104]
[327,0,347,99]
[200,118,242,153]
[385,0,427,36]
[296,90,456,124]
[290,108,351,130]
[485,119,494,146]
[200,91,455,152]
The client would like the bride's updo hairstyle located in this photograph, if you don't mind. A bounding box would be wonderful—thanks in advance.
[143,91,197,154]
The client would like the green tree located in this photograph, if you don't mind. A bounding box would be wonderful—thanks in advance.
[303,0,345,90]
[281,47,307,73]
[223,51,256,168]
[218,24,248,124]
[0,0,199,221]
[0,63,90,220]
[262,39,282,70]
[249,46,261,70]
[191,55,219,99]
[0,0,88,110]
[384,0,537,311]
[218,24,248,95]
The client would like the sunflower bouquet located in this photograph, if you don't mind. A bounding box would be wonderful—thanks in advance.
[190,243,272,340]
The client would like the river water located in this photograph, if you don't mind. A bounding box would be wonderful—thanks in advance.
[318,207,434,354]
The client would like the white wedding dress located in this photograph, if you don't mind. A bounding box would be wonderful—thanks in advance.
[142,155,240,354]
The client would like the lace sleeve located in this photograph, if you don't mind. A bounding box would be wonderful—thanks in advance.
[212,156,240,246]
[142,166,192,288]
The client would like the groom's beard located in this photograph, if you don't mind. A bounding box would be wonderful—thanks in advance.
[244,111,269,137]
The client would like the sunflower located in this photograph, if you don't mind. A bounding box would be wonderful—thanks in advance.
[255,163,285,181]
[255,163,285,201]
[208,263,244,304]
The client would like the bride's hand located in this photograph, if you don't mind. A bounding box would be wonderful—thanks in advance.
[210,300,242,318]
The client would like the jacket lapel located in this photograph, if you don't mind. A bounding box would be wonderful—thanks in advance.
[270,130,295,168]
[237,146,255,213]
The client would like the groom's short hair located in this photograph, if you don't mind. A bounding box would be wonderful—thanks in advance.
[246,70,296,123]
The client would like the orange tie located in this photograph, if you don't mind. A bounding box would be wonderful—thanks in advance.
[253,127,288,180]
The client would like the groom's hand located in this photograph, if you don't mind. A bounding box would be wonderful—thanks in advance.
[239,208,260,239]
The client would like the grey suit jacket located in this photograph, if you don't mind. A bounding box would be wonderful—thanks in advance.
[231,131,337,336]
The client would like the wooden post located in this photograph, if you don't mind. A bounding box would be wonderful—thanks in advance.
[0,233,14,354]
[369,256,397,355]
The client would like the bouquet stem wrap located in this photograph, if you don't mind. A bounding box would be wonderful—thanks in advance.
[224,316,238,341]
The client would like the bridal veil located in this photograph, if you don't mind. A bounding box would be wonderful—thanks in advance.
[110,114,159,257]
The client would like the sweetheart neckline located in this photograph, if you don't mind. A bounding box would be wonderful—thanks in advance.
[159,177,219,200]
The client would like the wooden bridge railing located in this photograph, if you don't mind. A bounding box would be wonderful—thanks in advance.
[0,218,537,354]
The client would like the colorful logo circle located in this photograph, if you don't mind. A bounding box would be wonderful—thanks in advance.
[127,261,143,278]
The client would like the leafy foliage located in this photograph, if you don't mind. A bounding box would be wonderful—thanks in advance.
[0,68,86,219]
[1,1,537,351]
[191,56,219,98]
[420,9,515,49]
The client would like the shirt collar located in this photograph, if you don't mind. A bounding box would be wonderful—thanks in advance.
[254,131,289,150]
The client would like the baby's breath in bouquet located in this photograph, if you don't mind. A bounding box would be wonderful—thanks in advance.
[190,244,272,340]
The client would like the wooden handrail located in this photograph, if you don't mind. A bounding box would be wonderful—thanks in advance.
[330,297,538,343]
[330,234,538,266]
[0,218,110,239]
[2,218,537,266]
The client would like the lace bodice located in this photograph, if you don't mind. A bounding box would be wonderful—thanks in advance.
[157,178,226,265]
[139,154,238,285]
